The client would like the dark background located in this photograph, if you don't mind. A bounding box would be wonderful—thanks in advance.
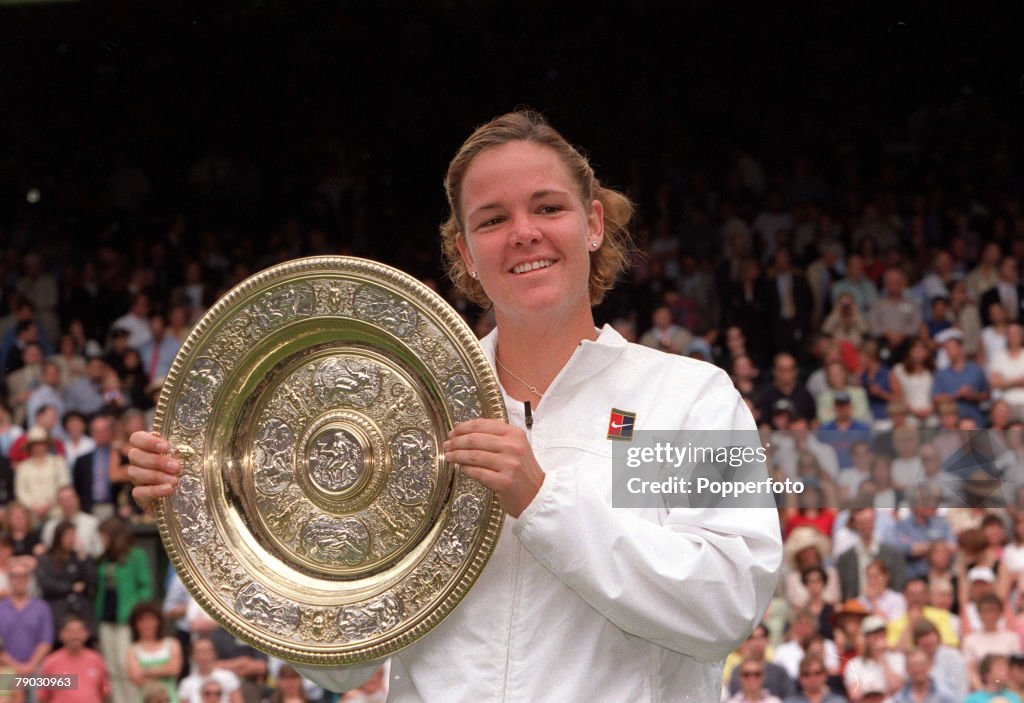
[1,1,1022,324]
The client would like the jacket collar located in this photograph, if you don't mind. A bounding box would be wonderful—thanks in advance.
[478,324,628,403]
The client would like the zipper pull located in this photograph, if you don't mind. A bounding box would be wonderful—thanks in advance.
[524,400,533,430]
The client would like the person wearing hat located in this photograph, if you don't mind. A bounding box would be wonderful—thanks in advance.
[932,326,989,425]
[963,592,1019,692]
[817,389,872,469]
[14,427,70,522]
[843,614,906,702]
[815,362,871,426]
[783,527,840,609]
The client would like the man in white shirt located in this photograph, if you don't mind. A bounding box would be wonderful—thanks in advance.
[178,637,243,703]
[40,486,103,558]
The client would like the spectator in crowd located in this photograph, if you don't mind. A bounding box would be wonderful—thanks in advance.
[858,341,895,422]
[95,517,154,703]
[869,268,922,362]
[890,648,954,703]
[3,501,43,561]
[63,355,109,417]
[14,427,70,521]
[0,558,53,675]
[61,410,95,475]
[177,638,243,703]
[24,361,64,434]
[758,353,816,423]
[932,327,989,426]
[837,506,907,601]
[858,559,907,622]
[965,654,1021,703]
[41,486,103,558]
[6,342,43,425]
[889,487,956,580]
[949,279,983,360]
[843,615,906,702]
[767,249,813,357]
[890,339,936,425]
[8,405,68,463]
[138,312,181,385]
[773,609,818,681]
[774,417,840,480]
[727,623,795,699]
[782,654,845,703]
[728,658,784,703]
[966,243,1002,304]
[269,664,312,703]
[0,401,24,459]
[639,305,692,355]
[821,292,869,347]
[186,599,267,703]
[784,527,841,610]
[980,301,1010,368]
[1009,654,1024,701]
[997,512,1024,598]
[912,618,968,702]
[34,520,96,639]
[836,440,873,503]
[72,414,121,516]
[832,254,878,315]
[49,333,87,388]
[112,293,153,351]
[126,601,183,703]
[962,592,1019,690]
[817,392,872,468]
[990,323,1024,420]
[980,256,1024,325]
[36,614,110,703]
[886,578,958,652]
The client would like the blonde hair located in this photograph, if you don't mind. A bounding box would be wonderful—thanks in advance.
[440,109,634,307]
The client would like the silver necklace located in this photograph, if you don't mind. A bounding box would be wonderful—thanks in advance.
[495,357,544,398]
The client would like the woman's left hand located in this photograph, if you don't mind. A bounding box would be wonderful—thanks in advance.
[443,419,545,518]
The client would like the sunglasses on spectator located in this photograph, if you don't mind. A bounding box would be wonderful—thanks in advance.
[740,670,763,678]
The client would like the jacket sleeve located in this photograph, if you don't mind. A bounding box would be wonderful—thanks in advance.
[513,371,782,662]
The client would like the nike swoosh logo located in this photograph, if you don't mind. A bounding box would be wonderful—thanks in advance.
[610,421,627,429]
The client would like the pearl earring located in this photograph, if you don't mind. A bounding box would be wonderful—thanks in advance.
[470,270,478,279]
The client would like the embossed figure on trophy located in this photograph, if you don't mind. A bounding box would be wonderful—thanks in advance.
[313,357,382,408]
[253,418,295,494]
[251,286,313,330]
[308,430,364,492]
[301,517,370,565]
[235,583,299,635]
[444,373,479,423]
[339,594,404,640]
[389,429,434,505]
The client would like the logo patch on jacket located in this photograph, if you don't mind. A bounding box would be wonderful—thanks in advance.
[607,408,636,441]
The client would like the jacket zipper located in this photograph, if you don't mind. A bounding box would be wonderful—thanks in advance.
[502,400,533,701]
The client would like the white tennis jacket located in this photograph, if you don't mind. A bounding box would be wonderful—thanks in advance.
[299,325,782,702]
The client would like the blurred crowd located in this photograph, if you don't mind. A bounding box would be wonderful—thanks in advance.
[2,3,1024,701]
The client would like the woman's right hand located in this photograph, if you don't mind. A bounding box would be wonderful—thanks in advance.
[126,431,181,511]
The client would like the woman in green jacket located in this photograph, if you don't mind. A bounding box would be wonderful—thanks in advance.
[96,517,154,703]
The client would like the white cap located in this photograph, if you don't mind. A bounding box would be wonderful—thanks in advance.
[967,565,996,583]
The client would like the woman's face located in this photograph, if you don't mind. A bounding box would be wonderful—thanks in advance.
[137,612,160,639]
[60,527,77,551]
[456,141,602,327]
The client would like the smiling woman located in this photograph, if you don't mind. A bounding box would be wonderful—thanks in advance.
[127,109,782,703]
